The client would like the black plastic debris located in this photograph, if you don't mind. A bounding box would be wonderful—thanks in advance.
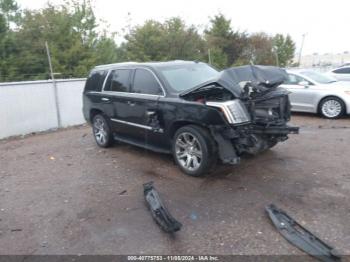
[143,182,182,233]
[266,204,341,262]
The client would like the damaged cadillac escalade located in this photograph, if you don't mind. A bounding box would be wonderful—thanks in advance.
[82,61,299,176]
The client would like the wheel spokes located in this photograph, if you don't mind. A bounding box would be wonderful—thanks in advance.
[175,132,203,171]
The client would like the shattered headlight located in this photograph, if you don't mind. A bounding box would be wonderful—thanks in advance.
[206,100,251,125]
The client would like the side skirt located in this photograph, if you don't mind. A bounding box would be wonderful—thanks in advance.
[113,133,171,154]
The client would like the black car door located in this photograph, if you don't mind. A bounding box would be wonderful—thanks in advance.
[125,68,166,147]
[101,68,136,138]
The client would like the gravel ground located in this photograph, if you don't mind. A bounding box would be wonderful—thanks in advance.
[0,113,349,256]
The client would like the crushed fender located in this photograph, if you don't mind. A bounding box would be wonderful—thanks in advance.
[266,204,341,262]
[143,182,182,233]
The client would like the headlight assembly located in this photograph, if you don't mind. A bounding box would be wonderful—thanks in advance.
[206,100,251,125]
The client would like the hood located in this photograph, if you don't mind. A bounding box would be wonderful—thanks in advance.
[180,65,289,98]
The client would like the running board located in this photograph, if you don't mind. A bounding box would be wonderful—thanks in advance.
[266,204,341,262]
[113,133,171,154]
[143,182,182,233]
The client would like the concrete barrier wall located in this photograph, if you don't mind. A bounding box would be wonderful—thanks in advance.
[0,79,86,139]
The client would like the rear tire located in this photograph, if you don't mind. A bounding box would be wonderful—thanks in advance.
[92,114,113,148]
[172,125,217,177]
[319,97,345,119]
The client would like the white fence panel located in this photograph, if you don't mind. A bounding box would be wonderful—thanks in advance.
[57,79,86,127]
[0,78,86,139]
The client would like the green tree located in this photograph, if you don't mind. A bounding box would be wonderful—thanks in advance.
[124,18,205,62]
[242,32,275,65]
[0,0,120,81]
[124,20,166,61]
[273,34,296,67]
[0,0,19,27]
[163,17,205,60]
[0,0,20,81]
[205,13,248,69]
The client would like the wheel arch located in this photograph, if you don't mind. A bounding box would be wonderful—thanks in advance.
[89,108,104,123]
[168,120,210,139]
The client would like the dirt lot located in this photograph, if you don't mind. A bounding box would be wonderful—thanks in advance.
[0,114,350,256]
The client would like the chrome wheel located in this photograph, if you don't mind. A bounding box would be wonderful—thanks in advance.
[93,117,107,145]
[175,132,202,171]
[321,99,342,118]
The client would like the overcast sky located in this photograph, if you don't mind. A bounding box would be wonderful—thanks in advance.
[17,0,350,56]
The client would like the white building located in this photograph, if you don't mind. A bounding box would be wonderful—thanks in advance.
[297,52,350,70]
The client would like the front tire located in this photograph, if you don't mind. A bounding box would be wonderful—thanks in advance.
[319,97,345,119]
[92,114,113,148]
[172,125,217,177]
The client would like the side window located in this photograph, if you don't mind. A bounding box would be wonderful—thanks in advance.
[333,68,350,74]
[104,69,130,92]
[131,69,163,95]
[284,74,311,85]
[284,74,303,85]
[85,70,107,92]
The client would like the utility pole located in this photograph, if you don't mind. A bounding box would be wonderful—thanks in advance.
[298,33,307,66]
[208,49,212,65]
[273,47,279,67]
[45,41,61,128]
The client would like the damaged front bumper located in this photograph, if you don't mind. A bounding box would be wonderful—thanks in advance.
[210,122,299,165]
[208,89,299,165]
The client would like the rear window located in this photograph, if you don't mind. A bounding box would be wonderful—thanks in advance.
[85,70,107,92]
[84,70,107,92]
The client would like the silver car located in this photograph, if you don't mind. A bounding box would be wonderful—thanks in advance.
[280,70,350,118]
[327,66,350,81]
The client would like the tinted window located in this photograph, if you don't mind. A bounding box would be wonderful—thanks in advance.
[333,68,350,74]
[104,69,130,92]
[131,69,163,95]
[84,70,107,92]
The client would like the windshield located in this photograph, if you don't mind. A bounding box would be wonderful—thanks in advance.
[299,71,337,84]
[158,63,219,91]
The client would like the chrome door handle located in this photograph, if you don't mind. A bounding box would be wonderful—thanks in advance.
[127,101,136,106]
[101,97,110,102]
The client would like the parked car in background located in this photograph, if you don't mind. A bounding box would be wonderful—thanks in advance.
[327,66,350,81]
[82,61,298,176]
[339,62,350,67]
[281,69,350,118]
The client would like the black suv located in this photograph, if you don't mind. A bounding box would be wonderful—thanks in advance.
[82,61,298,176]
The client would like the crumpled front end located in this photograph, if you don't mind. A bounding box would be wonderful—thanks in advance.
[181,65,299,165]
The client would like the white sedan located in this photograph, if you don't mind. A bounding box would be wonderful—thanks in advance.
[328,66,350,81]
[280,70,350,118]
